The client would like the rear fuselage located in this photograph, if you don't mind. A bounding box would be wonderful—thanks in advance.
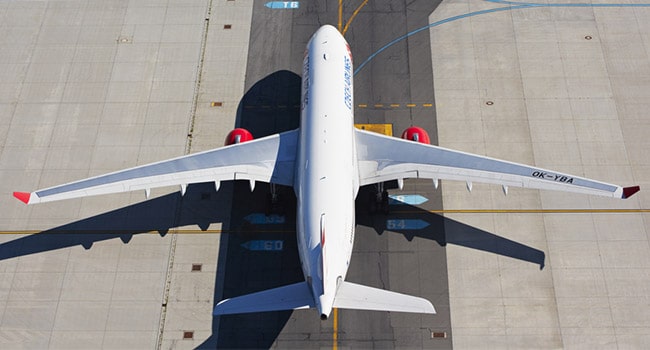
[295,25,359,319]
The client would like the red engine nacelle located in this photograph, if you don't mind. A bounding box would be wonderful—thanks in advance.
[224,128,254,145]
[401,126,431,144]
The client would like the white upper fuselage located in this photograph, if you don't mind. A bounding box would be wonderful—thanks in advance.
[295,25,359,319]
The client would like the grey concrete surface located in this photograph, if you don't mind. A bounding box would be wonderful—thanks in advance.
[430,1,650,348]
[0,0,649,349]
[0,0,246,348]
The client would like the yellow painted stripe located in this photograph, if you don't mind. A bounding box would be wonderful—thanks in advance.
[355,103,435,108]
[342,0,369,36]
[354,123,393,136]
[0,229,296,235]
[333,307,338,350]
[338,0,343,32]
[393,209,650,214]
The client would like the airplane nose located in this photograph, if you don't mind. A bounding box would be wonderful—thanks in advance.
[320,313,328,320]
[314,24,342,40]
[317,24,338,34]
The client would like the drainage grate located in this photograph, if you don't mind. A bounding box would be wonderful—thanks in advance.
[183,331,194,339]
[191,264,202,272]
[431,331,447,339]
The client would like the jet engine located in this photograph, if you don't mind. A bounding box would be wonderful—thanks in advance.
[224,128,254,145]
[401,126,430,144]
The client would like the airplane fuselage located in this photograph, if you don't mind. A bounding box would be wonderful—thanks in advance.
[295,25,358,319]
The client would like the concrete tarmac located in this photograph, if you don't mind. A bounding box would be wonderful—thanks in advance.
[0,0,648,349]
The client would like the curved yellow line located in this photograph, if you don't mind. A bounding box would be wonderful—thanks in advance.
[333,307,339,349]
[338,0,343,32]
[342,0,369,36]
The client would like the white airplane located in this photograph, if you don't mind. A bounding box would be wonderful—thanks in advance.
[13,25,639,320]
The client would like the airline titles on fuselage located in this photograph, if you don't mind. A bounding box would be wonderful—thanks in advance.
[302,53,310,110]
[343,55,352,110]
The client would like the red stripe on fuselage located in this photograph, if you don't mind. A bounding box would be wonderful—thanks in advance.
[321,214,326,293]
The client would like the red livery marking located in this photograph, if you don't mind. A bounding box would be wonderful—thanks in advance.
[13,192,31,204]
[623,186,640,199]
[320,213,327,290]
[320,213,326,247]
[346,43,353,63]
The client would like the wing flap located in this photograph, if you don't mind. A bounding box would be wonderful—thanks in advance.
[356,128,637,199]
[333,281,435,314]
[16,129,299,204]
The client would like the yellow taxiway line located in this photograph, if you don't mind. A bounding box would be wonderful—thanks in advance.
[393,208,650,214]
[338,0,343,32]
[342,0,369,36]
[333,307,339,349]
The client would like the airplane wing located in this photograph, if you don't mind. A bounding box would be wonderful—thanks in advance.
[355,128,639,199]
[14,129,299,204]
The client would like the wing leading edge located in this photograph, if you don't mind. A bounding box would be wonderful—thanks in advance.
[355,128,639,199]
[14,129,299,204]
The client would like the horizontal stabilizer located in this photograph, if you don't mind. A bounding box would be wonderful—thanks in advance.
[333,281,435,314]
[213,281,315,315]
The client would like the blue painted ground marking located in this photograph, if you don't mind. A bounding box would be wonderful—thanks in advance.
[265,1,299,9]
[386,219,429,230]
[241,240,284,251]
[389,194,429,206]
[354,0,650,76]
[244,213,285,224]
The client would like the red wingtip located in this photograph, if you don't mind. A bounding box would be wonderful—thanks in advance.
[622,186,640,199]
[13,192,31,204]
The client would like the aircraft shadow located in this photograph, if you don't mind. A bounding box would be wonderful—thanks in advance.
[234,70,301,136]
[0,182,231,260]
[200,70,302,349]
[355,186,546,270]
[204,184,301,349]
